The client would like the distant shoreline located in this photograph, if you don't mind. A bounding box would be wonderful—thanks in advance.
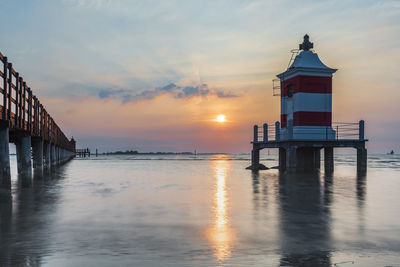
[101,150,229,155]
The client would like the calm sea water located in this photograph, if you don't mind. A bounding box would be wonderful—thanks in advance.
[1,153,400,266]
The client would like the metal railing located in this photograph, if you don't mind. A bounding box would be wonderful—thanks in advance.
[253,120,365,142]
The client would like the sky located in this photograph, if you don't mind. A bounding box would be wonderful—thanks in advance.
[1,0,399,153]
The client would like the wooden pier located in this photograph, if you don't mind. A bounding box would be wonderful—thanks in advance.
[250,121,367,173]
[76,148,91,157]
[0,52,76,197]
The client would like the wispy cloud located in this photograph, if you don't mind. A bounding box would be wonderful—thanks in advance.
[98,83,239,103]
[63,0,112,8]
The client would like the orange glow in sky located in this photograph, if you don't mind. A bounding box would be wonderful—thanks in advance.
[215,114,226,123]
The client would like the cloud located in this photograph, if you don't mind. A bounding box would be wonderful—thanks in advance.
[98,83,238,103]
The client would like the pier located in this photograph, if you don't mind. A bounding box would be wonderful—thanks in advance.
[76,148,91,157]
[0,52,76,196]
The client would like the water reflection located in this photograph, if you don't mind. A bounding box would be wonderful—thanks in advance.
[206,158,235,263]
[356,172,367,235]
[0,165,67,266]
[277,172,333,266]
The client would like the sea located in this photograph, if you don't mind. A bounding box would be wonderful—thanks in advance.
[1,153,400,267]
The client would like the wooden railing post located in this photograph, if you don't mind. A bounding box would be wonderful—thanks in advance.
[22,82,26,129]
[18,77,23,128]
[2,57,7,120]
[33,96,36,134]
[7,63,12,121]
[15,72,19,126]
[28,88,32,133]
[40,104,43,136]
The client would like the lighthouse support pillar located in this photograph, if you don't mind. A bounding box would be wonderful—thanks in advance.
[286,147,297,172]
[357,147,367,173]
[251,148,260,171]
[279,148,286,172]
[324,147,334,173]
[296,148,321,172]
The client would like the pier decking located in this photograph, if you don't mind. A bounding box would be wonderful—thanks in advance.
[0,52,76,196]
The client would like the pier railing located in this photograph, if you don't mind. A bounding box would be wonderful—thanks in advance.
[0,52,74,151]
[253,120,365,143]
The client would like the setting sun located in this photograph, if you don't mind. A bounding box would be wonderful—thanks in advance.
[216,114,226,123]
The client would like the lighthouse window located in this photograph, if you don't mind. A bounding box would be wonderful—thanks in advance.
[287,85,294,97]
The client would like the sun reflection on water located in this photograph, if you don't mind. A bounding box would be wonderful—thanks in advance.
[206,157,235,262]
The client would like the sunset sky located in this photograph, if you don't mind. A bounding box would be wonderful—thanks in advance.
[1,0,399,153]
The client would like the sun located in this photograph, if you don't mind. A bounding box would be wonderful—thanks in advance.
[216,114,226,123]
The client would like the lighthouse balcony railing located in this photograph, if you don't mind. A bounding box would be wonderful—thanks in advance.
[252,121,364,143]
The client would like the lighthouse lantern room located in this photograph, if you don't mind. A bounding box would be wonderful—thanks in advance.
[277,34,337,140]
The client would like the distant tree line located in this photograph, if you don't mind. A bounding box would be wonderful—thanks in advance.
[104,150,194,155]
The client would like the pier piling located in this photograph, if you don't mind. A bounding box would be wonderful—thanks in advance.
[15,135,32,175]
[0,122,11,194]
[44,142,51,169]
[51,144,56,166]
[32,138,43,169]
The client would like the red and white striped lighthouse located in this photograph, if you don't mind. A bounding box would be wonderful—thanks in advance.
[277,34,337,140]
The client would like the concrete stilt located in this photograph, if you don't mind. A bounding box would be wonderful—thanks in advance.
[295,148,321,172]
[324,147,334,173]
[44,142,50,168]
[314,148,321,170]
[32,138,43,169]
[251,149,260,171]
[286,147,297,172]
[279,148,286,172]
[15,135,32,175]
[0,123,11,195]
[357,148,367,173]
[55,145,59,165]
[51,144,56,166]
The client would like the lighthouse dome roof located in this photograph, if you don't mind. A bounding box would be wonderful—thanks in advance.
[289,50,332,69]
[277,50,337,80]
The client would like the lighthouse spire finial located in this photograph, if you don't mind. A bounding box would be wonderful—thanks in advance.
[299,34,313,51]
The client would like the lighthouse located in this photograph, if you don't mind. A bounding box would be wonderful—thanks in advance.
[277,34,337,140]
[248,34,367,173]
